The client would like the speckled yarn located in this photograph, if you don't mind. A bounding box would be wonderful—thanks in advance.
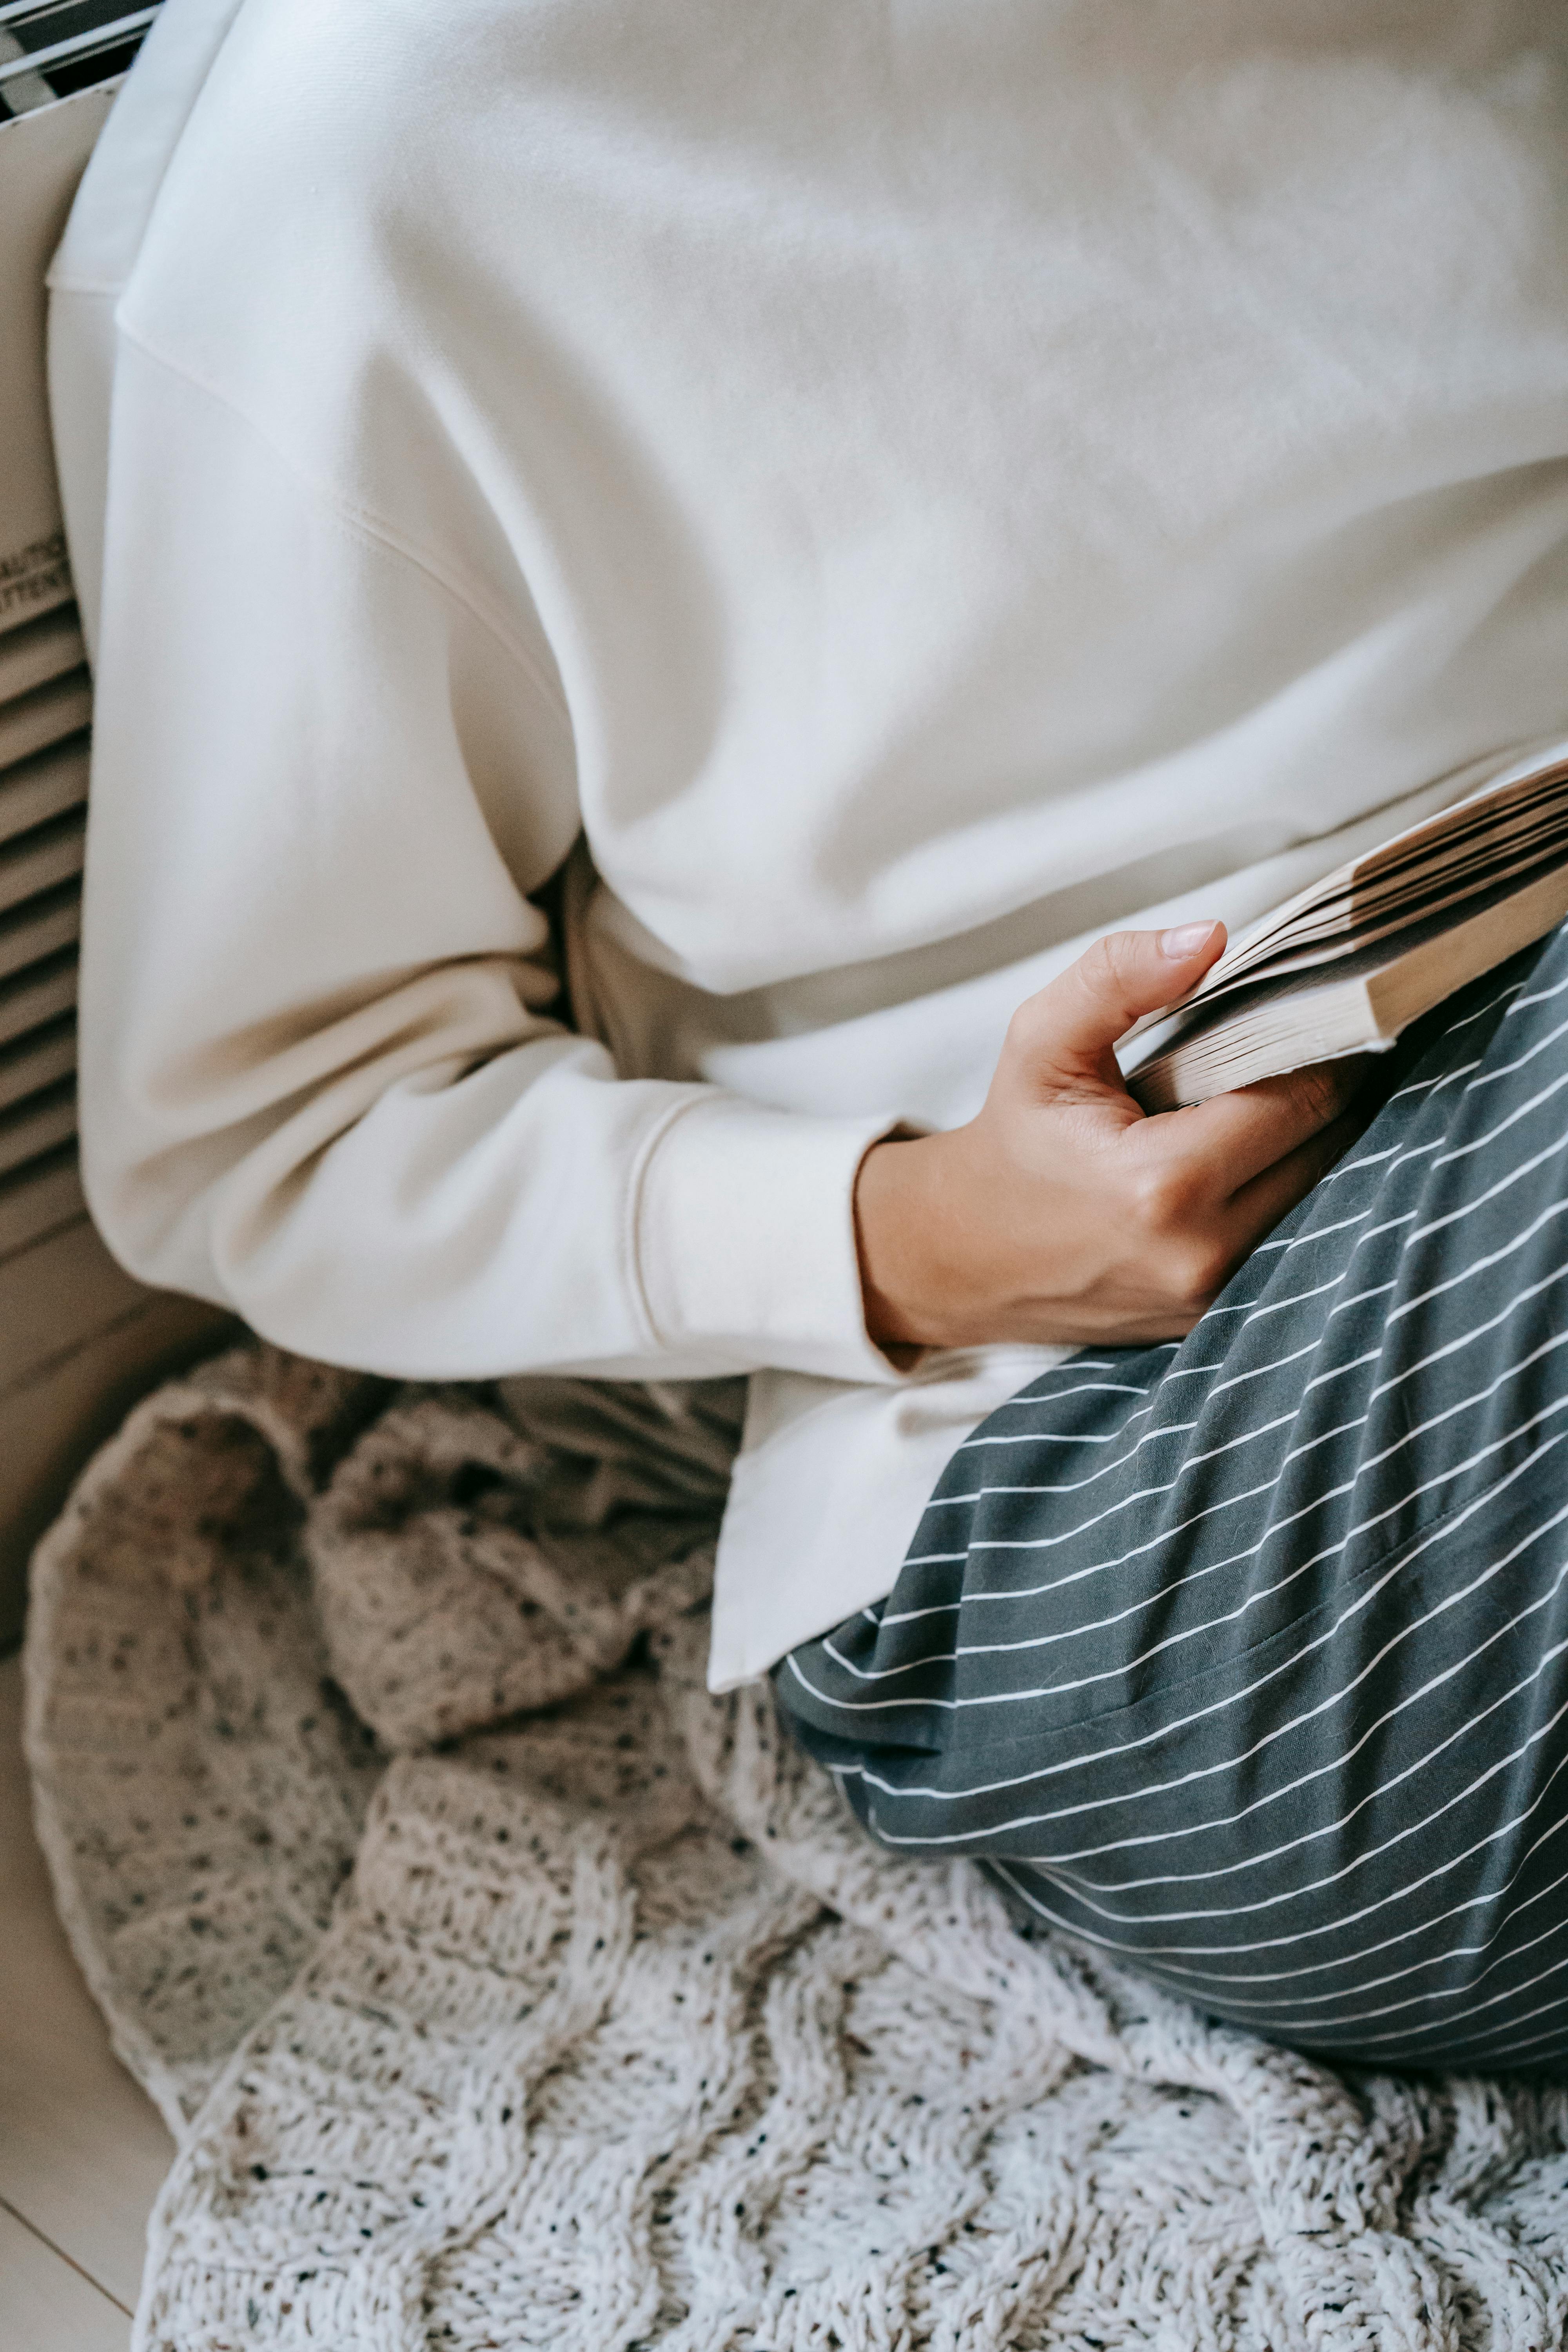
[23,1345,1568,2350]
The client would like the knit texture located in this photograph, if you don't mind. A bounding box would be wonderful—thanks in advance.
[22,1343,1568,2350]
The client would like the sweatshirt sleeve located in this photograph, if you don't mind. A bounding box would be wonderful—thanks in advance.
[78,343,901,1384]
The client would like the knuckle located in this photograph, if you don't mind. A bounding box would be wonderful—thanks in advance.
[1128,1166,1172,1229]
[1125,1148,1230,1304]
[1082,930,1141,1002]
[1079,934,1121,993]
[1002,1005,1056,1080]
[1130,1160,1199,1231]
[1004,998,1047,1058]
[1171,1236,1232,1311]
[1292,1062,1350,1127]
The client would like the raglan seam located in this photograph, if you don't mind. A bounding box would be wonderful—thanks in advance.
[114,324,572,722]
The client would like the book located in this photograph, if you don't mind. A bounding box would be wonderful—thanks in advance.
[1118,740,1568,1112]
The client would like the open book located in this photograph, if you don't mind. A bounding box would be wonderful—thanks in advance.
[1118,740,1568,1113]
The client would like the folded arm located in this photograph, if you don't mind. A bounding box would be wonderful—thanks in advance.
[80,348,897,1383]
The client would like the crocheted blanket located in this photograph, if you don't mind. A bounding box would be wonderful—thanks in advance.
[22,1344,1568,2351]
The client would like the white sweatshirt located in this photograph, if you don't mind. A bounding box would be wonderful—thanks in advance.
[60,0,1568,1684]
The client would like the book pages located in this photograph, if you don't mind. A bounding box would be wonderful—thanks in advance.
[1120,740,1568,1109]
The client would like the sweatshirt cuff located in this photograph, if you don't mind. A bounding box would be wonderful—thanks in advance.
[632,1093,906,1383]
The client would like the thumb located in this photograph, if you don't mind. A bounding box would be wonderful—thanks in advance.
[1016,922,1226,1088]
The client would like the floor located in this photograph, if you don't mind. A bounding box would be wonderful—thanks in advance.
[0,1648,172,2348]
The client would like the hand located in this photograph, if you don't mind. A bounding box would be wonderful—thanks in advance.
[854,921,1368,1354]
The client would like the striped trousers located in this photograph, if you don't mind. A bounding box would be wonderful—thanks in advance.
[777,921,1568,2074]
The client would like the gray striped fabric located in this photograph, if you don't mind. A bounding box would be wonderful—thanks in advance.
[777,922,1568,2074]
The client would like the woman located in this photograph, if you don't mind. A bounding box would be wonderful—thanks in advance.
[68,0,1568,2065]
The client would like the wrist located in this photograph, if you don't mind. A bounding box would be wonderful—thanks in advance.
[854,1128,972,1356]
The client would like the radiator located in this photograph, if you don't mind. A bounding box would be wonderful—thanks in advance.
[0,14,236,1645]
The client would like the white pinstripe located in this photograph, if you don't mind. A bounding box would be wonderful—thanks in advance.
[794,1427,1568,1814]
[785,927,1568,2067]
[887,1357,1565,1662]
[987,1864,1568,2058]
[960,1613,1568,1946]
[831,1590,1568,1994]
[1501,963,1568,1017]
[973,1531,1568,1895]
[1460,1004,1568,1091]
[847,1332,1568,1685]
[898,1281,1568,1610]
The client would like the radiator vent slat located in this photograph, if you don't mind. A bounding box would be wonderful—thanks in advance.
[0,1074,73,1178]
[0,666,90,768]
[0,1009,75,1112]
[0,729,89,844]
[0,880,79,984]
[0,807,85,913]
[0,944,76,1047]
[0,1136,81,1259]
[0,603,82,703]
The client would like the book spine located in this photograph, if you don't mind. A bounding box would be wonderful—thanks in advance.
[1367,861,1568,1035]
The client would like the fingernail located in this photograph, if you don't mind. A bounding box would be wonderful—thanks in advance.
[1159,921,1219,959]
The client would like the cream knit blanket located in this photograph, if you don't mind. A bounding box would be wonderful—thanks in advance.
[22,1344,1568,2351]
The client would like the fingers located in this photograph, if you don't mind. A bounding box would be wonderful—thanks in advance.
[1161,1057,1369,1192]
[1008,922,1227,1086]
[1224,1100,1365,1247]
